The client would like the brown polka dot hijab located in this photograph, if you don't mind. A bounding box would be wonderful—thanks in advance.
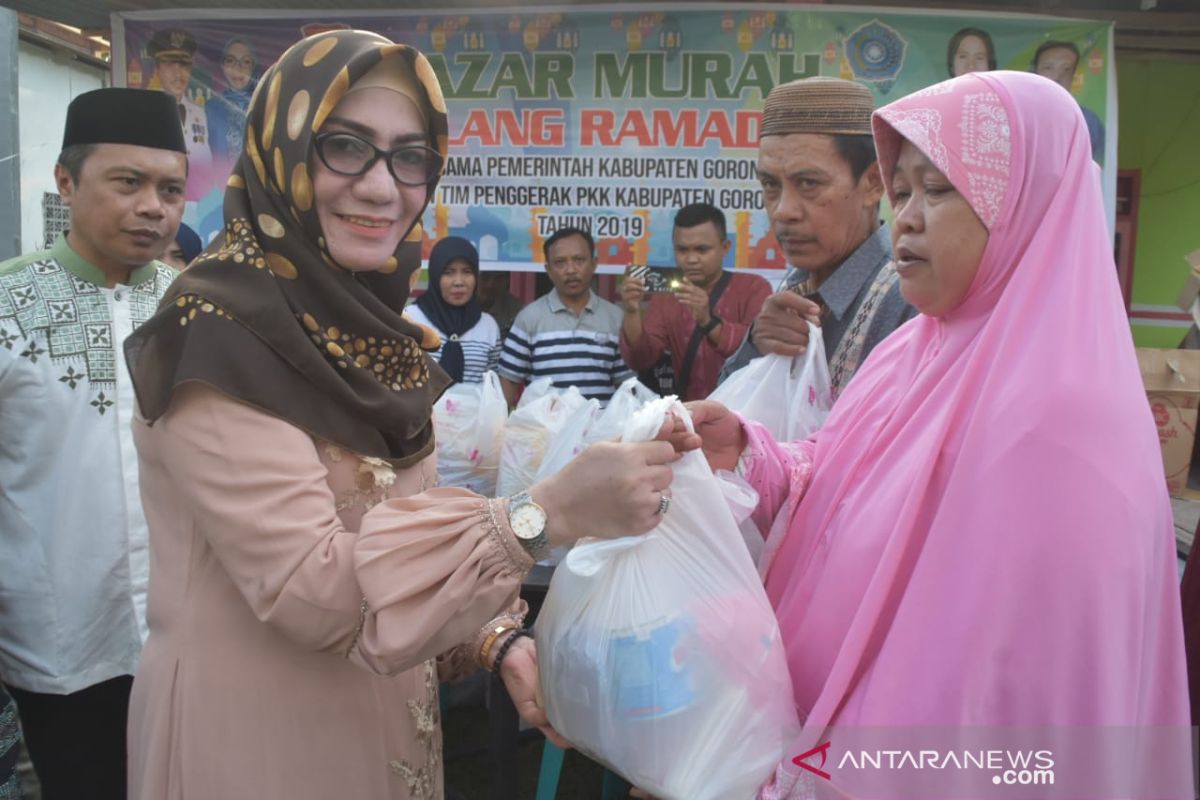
[125,30,452,466]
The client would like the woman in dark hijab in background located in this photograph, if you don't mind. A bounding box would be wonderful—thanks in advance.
[406,236,500,384]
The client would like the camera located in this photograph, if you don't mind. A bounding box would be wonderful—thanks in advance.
[628,265,672,293]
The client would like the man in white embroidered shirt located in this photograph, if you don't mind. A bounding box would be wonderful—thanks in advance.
[497,227,633,407]
[0,88,186,800]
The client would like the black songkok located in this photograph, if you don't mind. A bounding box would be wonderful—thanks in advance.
[61,88,187,154]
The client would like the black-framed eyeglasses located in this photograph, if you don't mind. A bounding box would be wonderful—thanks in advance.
[314,132,443,186]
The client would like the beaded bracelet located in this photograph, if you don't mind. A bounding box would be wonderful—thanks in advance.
[490,628,533,674]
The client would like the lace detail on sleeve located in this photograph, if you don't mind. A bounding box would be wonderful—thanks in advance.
[480,498,535,577]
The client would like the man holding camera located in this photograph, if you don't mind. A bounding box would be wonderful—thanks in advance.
[620,203,771,401]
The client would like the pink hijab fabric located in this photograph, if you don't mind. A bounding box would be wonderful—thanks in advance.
[761,71,1189,789]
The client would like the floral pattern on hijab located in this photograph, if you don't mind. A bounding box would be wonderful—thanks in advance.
[126,30,452,465]
[874,80,1012,229]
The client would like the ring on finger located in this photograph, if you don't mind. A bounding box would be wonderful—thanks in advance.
[657,490,671,516]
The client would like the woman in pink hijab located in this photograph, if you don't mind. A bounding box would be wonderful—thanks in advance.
[683,70,1192,798]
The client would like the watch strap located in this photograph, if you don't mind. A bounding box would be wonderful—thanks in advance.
[507,492,550,560]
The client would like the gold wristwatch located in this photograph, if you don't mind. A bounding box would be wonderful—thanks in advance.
[507,491,549,560]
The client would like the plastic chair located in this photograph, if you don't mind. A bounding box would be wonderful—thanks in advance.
[535,739,631,800]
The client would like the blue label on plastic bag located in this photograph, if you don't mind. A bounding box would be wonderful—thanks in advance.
[611,617,695,719]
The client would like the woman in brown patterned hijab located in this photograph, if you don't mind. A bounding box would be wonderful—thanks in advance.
[124,30,683,800]
[127,29,452,465]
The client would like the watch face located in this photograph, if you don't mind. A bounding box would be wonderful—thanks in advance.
[511,504,546,541]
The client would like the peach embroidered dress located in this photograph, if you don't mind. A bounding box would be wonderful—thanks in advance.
[127,384,532,799]
[121,32,532,800]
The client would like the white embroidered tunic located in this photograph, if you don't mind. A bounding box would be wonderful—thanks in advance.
[0,235,177,693]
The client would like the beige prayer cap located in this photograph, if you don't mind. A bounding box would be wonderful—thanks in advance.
[761,76,875,137]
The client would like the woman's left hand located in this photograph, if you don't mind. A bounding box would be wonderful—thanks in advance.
[498,636,571,749]
[682,401,746,473]
[656,410,702,455]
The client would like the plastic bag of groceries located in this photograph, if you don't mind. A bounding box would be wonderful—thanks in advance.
[586,376,659,443]
[514,374,557,409]
[535,397,800,800]
[530,378,658,565]
[707,322,832,442]
[496,379,588,497]
[534,377,658,484]
[533,398,600,485]
[432,371,507,495]
[714,469,764,565]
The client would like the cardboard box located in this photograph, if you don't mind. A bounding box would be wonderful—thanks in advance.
[1137,347,1200,494]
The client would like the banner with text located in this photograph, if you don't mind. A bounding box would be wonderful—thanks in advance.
[113,6,1114,274]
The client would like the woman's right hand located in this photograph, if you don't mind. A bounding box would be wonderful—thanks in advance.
[682,400,747,474]
[529,439,677,545]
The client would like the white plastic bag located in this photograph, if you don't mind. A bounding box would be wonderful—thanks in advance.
[530,378,656,566]
[515,375,557,409]
[534,377,657,484]
[533,398,601,484]
[586,376,659,444]
[707,322,832,441]
[714,469,764,565]
[432,371,507,495]
[535,398,799,800]
[496,380,588,497]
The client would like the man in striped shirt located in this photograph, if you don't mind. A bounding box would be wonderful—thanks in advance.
[498,227,633,406]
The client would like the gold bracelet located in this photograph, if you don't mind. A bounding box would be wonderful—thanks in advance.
[478,620,521,670]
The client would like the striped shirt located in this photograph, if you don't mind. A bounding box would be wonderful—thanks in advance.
[498,290,634,403]
[403,305,501,385]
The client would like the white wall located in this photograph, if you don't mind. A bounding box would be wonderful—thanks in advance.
[17,40,106,251]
